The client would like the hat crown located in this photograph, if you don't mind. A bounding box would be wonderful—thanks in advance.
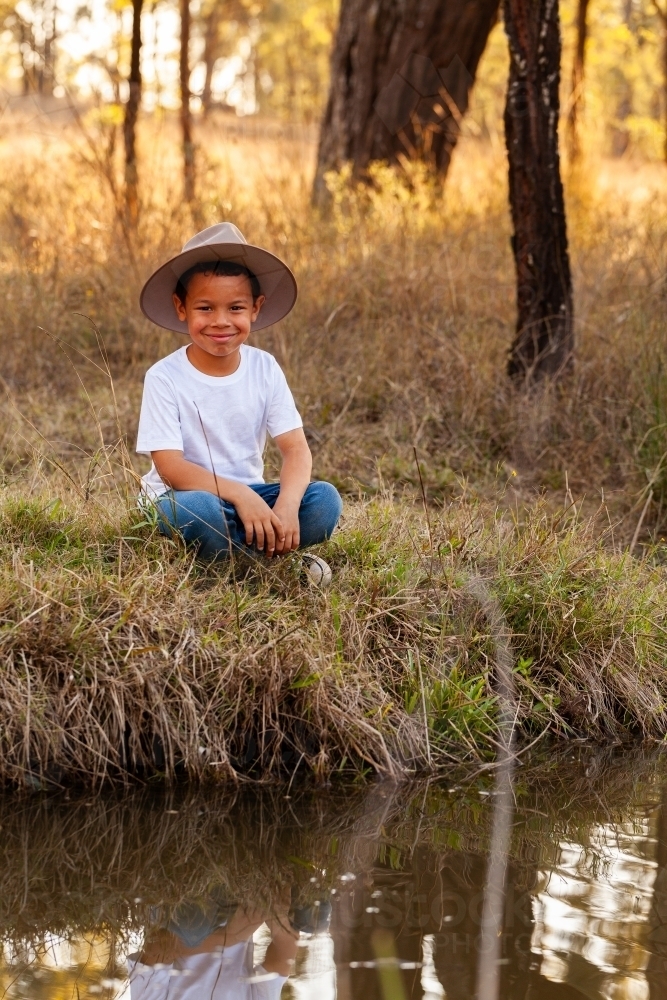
[182,222,247,253]
[141,221,296,334]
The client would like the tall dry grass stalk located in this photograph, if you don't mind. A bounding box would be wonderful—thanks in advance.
[2,113,667,783]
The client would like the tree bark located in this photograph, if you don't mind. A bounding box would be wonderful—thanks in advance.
[566,0,589,164]
[312,0,500,204]
[201,2,222,117]
[40,0,57,96]
[654,3,667,163]
[123,0,143,226]
[647,780,667,998]
[18,19,32,95]
[664,21,667,164]
[611,0,635,156]
[504,0,574,382]
[180,0,195,203]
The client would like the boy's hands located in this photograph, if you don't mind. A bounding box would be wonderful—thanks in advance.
[152,430,312,558]
[233,485,285,556]
[234,489,300,555]
[272,498,300,554]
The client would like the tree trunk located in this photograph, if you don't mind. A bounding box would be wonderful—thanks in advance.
[18,20,32,95]
[41,0,57,97]
[504,0,574,382]
[566,0,589,164]
[657,3,667,164]
[123,0,143,226]
[201,3,221,117]
[647,780,667,998]
[312,0,500,204]
[180,0,196,203]
[664,24,667,164]
[611,0,635,156]
[36,0,45,94]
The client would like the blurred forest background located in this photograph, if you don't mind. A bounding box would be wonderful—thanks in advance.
[1,0,667,536]
[1,0,666,153]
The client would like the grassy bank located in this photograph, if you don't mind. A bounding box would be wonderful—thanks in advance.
[2,481,667,786]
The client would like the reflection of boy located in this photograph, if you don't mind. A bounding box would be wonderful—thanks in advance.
[128,902,298,1000]
[137,223,342,563]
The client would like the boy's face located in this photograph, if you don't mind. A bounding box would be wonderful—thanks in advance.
[173,272,265,361]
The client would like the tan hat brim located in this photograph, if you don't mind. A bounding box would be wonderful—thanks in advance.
[140,242,297,334]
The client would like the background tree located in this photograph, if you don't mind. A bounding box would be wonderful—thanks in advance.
[123,0,143,225]
[195,0,337,122]
[197,0,259,118]
[200,0,224,117]
[610,0,635,155]
[37,0,57,94]
[0,0,57,95]
[180,0,195,203]
[647,779,667,999]
[651,1,667,162]
[504,0,573,381]
[254,0,337,123]
[567,0,591,163]
[312,0,500,204]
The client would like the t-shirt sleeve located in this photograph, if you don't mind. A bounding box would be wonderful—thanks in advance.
[136,372,184,455]
[266,360,302,439]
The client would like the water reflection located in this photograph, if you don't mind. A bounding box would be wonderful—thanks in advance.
[532,820,657,1000]
[128,897,301,998]
[1,752,667,1000]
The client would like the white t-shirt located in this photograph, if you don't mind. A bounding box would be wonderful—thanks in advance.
[136,345,302,498]
[127,940,287,1000]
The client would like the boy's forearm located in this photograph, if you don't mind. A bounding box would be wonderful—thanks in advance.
[263,914,298,977]
[277,448,312,507]
[151,452,249,505]
[152,441,312,509]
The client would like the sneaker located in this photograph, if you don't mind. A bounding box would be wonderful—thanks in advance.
[301,553,332,588]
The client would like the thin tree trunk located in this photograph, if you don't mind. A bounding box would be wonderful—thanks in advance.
[19,20,31,95]
[566,0,590,164]
[36,0,45,94]
[180,0,195,203]
[657,3,667,163]
[313,0,500,205]
[611,0,635,156]
[40,0,57,96]
[123,0,143,226]
[647,780,667,997]
[504,0,574,382]
[201,3,221,118]
[664,24,667,164]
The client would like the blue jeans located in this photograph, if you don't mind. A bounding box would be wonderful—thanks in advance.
[155,481,343,560]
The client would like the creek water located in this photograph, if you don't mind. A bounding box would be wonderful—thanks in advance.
[1,748,667,1000]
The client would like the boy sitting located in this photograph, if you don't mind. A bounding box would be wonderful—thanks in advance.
[137,223,342,570]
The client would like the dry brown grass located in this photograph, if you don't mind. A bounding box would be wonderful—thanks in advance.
[2,115,667,519]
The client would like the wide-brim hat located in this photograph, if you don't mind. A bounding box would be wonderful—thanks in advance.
[140,222,297,334]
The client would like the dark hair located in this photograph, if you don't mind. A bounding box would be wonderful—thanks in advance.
[174,260,261,304]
